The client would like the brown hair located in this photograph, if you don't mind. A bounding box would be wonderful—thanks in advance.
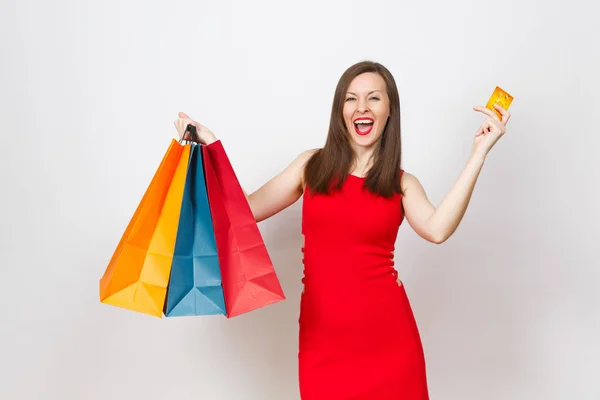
[303,61,403,198]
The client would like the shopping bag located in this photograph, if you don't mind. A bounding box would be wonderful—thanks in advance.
[164,143,226,317]
[99,140,191,318]
[202,140,285,318]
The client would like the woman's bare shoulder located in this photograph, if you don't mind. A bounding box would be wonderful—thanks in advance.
[299,148,320,161]
[400,170,420,192]
[297,148,320,188]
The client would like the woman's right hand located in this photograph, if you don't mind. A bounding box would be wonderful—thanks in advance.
[174,112,218,145]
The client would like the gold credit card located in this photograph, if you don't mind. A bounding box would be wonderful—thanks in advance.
[486,86,513,119]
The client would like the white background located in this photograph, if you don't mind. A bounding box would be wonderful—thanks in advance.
[1,0,599,399]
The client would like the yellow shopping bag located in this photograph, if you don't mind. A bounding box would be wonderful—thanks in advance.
[100,140,191,317]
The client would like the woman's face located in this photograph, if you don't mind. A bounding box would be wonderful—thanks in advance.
[342,72,390,149]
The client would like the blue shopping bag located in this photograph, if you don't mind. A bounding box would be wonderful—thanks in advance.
[164,142,226,316]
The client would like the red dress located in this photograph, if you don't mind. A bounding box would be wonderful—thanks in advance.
[298,171,430,399]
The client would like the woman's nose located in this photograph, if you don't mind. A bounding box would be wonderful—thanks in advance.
[357,98,368,112]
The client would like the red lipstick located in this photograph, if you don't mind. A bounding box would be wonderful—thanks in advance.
[353,117,374,136]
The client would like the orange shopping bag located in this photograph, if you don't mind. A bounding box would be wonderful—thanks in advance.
[100,140,191,317]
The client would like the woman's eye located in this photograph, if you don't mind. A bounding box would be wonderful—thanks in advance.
[345,96,379,101]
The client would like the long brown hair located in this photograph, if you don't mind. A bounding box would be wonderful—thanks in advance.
[303,61,403,197]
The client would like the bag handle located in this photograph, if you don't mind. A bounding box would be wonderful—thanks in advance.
[179,124,200,144]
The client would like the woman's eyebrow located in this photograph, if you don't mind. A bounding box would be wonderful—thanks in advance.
[346,90,382,95]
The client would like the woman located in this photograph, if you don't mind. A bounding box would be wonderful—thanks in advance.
[174,61,510,399]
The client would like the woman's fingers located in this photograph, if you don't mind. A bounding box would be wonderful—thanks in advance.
[174,117,192,139]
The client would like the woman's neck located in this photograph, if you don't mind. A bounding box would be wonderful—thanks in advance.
[350,144,377,176]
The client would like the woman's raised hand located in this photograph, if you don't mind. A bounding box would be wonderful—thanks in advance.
[174,112,217,145]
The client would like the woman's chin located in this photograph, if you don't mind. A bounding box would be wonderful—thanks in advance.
[349,134,378,148]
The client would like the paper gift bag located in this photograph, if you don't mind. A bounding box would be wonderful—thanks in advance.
[100,140,191,317]
[202,140,285,318]
[164,143,226,317]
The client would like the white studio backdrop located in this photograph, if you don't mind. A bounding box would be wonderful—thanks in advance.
[1,0,599,399]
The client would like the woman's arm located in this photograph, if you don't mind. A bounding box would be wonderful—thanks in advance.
[401,154,485,244]
[174,111,316,223]
[244,149,316,223]
[401,103,511,244]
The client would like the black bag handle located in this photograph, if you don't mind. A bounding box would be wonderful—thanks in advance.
[179,124,199,144]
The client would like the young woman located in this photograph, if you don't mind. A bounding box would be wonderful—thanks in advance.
[174,61,511,399]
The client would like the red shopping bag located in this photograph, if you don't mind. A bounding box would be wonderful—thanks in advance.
[202,140,285,317]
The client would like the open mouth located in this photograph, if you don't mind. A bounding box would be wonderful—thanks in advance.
[353,118,374,136]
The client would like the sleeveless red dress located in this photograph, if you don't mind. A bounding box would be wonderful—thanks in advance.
[298,171,430,399]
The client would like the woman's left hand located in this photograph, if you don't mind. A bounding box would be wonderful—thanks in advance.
[471,103,511,157]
